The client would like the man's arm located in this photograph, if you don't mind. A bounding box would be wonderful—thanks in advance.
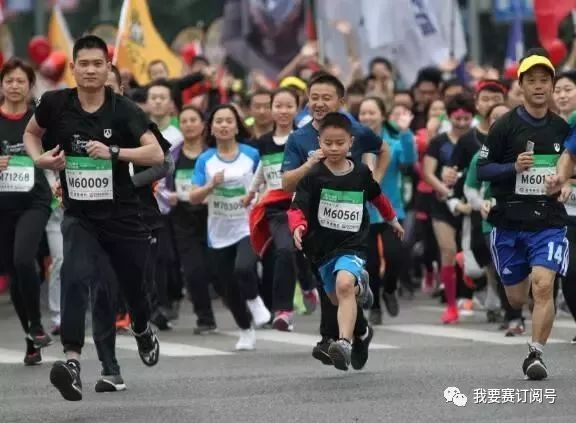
[24,116,66,171]
[477,119,517,182]
[131,152,174,187]
[371,142,390,182]
[117,130,164,167]
[556,151,575,185]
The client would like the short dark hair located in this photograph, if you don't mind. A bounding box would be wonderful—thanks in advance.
[369,56,393,74]
[308,73,345,98]
[319,112,352,134]
[205,104,251,147]
[555,70,576,87]
[146,79,174,101]
[0,57,36,86]
[73,35,108,61]
[441,78,464,96]
[360,96,386,118]
[110,64,122,87]
[249,88,272,105]
[486,103,509,122]
[271,87,299,107]
[415,66,443,88]
[347,80,366,96]
[180,104,205,121]
[446,92,476,116]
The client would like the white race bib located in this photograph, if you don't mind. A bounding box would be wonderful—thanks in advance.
[65,156,113,201]
[174,168,193,201]
[318,189,364,232]
[0,156,35,192]
[261,152,283,190]
[515,155,558,196]
[211,185,246,218]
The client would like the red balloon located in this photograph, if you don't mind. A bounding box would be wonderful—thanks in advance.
[107,44,115,61]
[546,38,568,65]
[28,36,52,66]
[40,51,68,82]
[504,63,519,80]
[180,43,197,65]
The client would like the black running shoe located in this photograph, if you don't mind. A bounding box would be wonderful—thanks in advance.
[50,360,82,401]
[150,310,172,331]
[312,337,333,365]
[369,309,383,326]
[522,347,548,380]
[328,339,352,371]
[133,325,160,367]
[27,331,53,349]
[24,350,42,366]
[193,324,218,335]
[351,326,373,370]
[382,291,399,317]
[95,374,127,393]
[571,335,576,345]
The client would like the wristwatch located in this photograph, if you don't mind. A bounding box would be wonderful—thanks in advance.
[109,145,120,161]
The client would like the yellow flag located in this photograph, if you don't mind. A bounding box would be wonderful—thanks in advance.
[48,5,75,88]
[113,0,182,85]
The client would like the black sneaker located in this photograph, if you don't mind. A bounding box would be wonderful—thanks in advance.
[95,374,127,393]
[150,310,172,331]
[27,331,53,349]
[193,324,218,335]
[351,326,373,370]
[522,347,548,380]
[133,324,160,367]
[24,350,42,366]
[571,335,576,345]
[50,360,82,401]
[369,309,383,326]
[312,337,334,365]
[382,292,399,317]
[328,339,352,371]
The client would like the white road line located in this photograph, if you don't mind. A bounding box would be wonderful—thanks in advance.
[380,324,564,345]
[0,347,58,364]
[221,330,398,349]
[85,337,232,357]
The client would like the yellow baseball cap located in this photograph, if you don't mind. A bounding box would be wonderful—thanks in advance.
[517,55,555,79]
[279,76,307,91]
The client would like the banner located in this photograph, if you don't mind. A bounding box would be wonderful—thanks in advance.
[113,0,182,85]
[48,4,75,87]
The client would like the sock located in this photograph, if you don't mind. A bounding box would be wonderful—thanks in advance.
[441,266,457,308]
[529,342,544,353]
[359,327,370,341]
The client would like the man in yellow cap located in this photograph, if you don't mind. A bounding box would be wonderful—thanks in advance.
[477,48,570,380]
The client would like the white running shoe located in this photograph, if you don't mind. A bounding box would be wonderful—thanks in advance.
[246,296,271,328]
[235,328,256,351]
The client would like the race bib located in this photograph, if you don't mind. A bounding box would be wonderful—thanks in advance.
[515,154,558,196]
[211,185,246,218]
[175,168,193,201]
[565,184,576,216]
[65,156,113,201]
[261,152,283,190]
[0,156,35,192]
[318,189,363,232]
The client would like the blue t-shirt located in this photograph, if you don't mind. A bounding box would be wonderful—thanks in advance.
[368,127,416,223]
[564,124,576,155]
[281,120,382,172]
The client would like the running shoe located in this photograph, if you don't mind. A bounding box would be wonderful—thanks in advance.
[351,326,373,370]
[312,337,334,365]
[150,310,172,331]
[441,305,459,324]
[27,330,53,349]
[235,327,256,351]
[505,319,526,337]
[486,310,502,324]
[382,291,399,317]
[571,335,576,345]
[272,311,294,332]
[24,350,42,366]
[421,270,435,294]
[357,270,374,310]
[50,360,82,401]
[457,298,475,316]
[133,324,160,367]
[247,296,271,328]
[328,339,352,371]
[522,346,548,380]
[302,288,320,314]
[369,309,383,326]
[95,374,126,393]
[193,324,218,335]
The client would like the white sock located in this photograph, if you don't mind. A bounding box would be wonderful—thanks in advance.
[529,342,544,353]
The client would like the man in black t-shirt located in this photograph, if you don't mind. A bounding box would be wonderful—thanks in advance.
[24,35,165,402]
[477,49,570,381]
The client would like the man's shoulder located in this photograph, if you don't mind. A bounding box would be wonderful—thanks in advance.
[292,122,317,139]
[114,93,143,115]
[351,121,376,139]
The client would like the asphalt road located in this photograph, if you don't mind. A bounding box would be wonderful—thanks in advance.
[1,291,576,423]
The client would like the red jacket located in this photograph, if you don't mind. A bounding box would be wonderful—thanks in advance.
[249,190,293,257]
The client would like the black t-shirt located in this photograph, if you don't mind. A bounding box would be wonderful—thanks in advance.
[0,109,51,212]
[477,106,570,230]
[426,133,456,181]
[291,160,381,265]
[37,88,149,222]
[451,128,486,171]
[170,151,207,238]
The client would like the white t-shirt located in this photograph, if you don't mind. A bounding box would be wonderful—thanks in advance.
[161,124,184,146]
[192,144,260,249]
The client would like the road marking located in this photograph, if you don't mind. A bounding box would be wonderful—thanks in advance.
[85,337,232,357]
[0,347,58,364]
[381,324,564,345]
[221,330,398,349]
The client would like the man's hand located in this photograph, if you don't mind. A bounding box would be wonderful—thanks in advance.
[390,220,405,241]
[558,182,573,203]
[293,225,306,250]
[441,166,459,187]
[545,175,564,195]
[86,141,111,160]
[514,152,534,173]
[307,149,325,166]
[456,201,473,216]
[480,200,492,220]
[0,155,10,171]
[34,145,66,171]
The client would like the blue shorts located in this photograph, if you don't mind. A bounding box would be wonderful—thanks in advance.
[489,227,569,286]
[318,254,365,294]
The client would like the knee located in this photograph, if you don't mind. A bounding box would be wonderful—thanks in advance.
[531,277,554,301]
[335,276,355,298]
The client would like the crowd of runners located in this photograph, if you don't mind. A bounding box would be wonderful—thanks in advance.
[2,33,576,401]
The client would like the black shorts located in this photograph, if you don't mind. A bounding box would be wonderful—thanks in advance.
[430,199,460,229]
